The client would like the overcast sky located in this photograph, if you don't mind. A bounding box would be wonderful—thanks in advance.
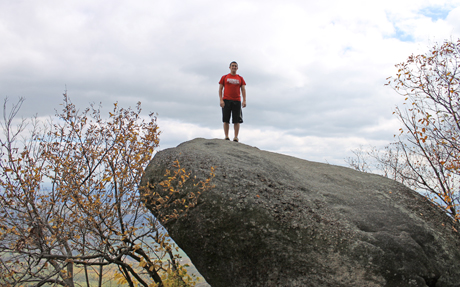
[1,0,460,166]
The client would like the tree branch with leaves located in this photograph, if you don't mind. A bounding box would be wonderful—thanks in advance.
[347,39,460,223]
[0,93,214,286]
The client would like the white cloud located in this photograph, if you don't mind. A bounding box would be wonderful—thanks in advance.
[1,0,460,166]
[447,6,460,34]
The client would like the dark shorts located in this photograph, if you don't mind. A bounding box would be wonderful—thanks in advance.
[222,100,243,124]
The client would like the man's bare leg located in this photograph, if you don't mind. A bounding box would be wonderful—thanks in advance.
[223,123,230,139]
[234,123,240,141]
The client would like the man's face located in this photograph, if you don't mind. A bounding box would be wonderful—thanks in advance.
[230,63,238,73]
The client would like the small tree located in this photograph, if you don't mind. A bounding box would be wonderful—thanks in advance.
[0,94,213,286]
[347,39,460,222]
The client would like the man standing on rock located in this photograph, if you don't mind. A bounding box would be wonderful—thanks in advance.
[219,61,246,142]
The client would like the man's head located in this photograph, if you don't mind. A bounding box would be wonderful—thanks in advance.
[229,61,238,75]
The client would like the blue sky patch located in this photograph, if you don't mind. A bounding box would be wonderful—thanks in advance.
[418,6,450,21]
[393,27,415,42]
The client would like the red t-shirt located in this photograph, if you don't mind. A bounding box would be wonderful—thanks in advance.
[219,74,246,101]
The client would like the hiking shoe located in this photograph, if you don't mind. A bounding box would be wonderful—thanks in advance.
[233,137,239,142]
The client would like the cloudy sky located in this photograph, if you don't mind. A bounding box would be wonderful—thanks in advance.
[1,0,460,166]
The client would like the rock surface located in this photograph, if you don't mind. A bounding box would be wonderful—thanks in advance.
[140,138,460,287]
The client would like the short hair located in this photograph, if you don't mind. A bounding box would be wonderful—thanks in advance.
[229,61,238,67]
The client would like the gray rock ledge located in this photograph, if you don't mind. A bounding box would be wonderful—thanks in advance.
[140,138,460,287]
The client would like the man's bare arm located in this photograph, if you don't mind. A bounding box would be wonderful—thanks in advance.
[219,84,225,107]
[241,85,246,108]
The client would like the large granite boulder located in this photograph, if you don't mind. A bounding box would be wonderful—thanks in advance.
[140,138,460,287]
